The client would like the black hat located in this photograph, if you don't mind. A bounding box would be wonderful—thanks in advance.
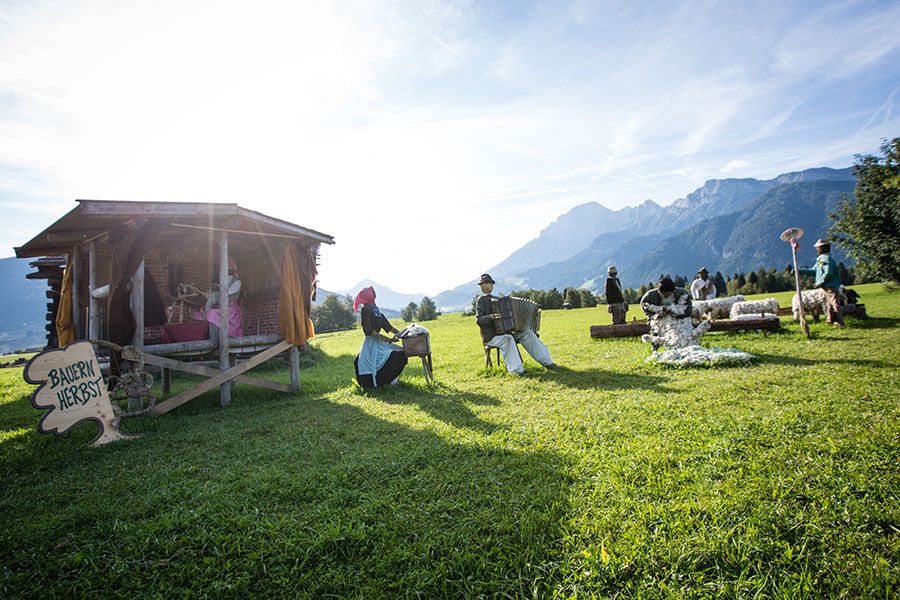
[698,267,708,274]
[658,276,675,292]
[478,273,495,285]
[814,238,830,248]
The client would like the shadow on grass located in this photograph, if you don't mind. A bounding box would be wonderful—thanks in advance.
[842,316,900,330]
[0,390,37,432]
[0,395,573,597]
[362,382,503,434]
[752,352,895,369]
[532,365,673,392]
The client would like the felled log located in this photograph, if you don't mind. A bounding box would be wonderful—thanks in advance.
[708,316,781,332]
[590,321,650,338]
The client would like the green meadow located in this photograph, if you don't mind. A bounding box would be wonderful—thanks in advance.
[1,283,897,598]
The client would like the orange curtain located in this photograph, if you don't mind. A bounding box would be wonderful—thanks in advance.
[279,242,315,345]
[56,257,75,347]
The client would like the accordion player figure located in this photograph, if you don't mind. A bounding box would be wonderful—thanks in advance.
[475,273,556,375]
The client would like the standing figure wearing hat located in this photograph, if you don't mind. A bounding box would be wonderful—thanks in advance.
[690,267,717,300]
[475,274,555,375]
[797,238,844,327]
[605,265,628,324]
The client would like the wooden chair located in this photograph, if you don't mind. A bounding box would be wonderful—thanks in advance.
[484,345,501,367]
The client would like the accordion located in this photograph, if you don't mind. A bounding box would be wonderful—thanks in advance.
[491,296,541,335]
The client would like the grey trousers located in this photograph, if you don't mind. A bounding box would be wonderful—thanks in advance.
[609,302,628,325]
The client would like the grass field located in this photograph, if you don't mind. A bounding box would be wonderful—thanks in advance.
[1,283,898,598]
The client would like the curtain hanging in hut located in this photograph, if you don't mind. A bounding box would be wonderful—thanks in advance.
[56,256,75,347]
[108,221,162,347]
[279,241,315,345]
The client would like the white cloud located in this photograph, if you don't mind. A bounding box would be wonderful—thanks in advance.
[721,160,750,173]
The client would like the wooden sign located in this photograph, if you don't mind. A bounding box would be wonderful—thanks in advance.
[24,341,129,447]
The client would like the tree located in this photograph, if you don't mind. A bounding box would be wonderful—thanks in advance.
[831,137,900,283]
[311,294,356,333]
[543,288,564,309]
[838,262,854,286]
[415,296,437,321]
[579,288,598,308]
[564,287,582,309]
[401,302,418,322]
[713,271,727,296]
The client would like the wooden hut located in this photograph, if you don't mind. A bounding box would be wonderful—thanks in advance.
[15,200,334,413]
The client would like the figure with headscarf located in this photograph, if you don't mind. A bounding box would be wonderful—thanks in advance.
[353,286,407,388]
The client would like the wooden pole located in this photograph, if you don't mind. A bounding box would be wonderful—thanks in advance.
[791,244,811,338]
[289,345,300,392]
[131,259,145,348]
[71,245,81,339]
[88,240,99,344]
[129,258,145,412]
[218,232,231,407]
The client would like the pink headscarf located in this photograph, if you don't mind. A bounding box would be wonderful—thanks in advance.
[353,286,376,313]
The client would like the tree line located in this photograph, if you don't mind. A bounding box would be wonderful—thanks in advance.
[310,294,441,333]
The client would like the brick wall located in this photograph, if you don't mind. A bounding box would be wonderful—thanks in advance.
[75,231,291,341]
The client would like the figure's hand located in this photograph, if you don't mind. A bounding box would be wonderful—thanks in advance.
[790,238,799,249]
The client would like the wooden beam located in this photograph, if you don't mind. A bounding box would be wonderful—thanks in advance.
[123,349,292,394]
[237,206,335,244]
[71,245,81,339]
[131,259,145,348]
[142,333,282,356]
[128,258,145,412]
[46,231,108,243]
[88,240,99,343]
[78,199,238,217]
[151,341,292,414]
[218,232,230,407]
[289,345,300,392]
[170,222,312,242]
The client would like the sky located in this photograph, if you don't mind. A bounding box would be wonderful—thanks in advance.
[1,0,898,296]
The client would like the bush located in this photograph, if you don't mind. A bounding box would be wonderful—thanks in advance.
[401,302,418,322]
[415,297,438,321]
[311,294,356,333]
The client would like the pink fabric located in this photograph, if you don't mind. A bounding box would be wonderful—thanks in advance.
[354,286,375,313]
[198,303,244,337]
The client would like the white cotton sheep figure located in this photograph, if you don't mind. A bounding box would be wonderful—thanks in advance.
[692,295,745,320]
[642,298,710,350]
[729,298,779,319]
[792,288,826,322]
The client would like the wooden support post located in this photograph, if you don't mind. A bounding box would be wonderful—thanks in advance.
[123,347,292,393]
[88,240,99,344]
[289,345,300,392]
[218,232,231,407]
[129,258,145,412]
[152,341,292,414]
[162,368,171,396]
[71,245,81,339]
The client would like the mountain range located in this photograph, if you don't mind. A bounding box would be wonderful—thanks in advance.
[432,166,855,308]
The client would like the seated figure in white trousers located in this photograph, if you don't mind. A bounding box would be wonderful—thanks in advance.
[475,273,555,375]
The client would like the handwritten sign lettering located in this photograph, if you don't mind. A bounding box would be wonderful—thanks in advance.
[25,342,129,446]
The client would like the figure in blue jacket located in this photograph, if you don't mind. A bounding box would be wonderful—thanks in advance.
[797,238,844,327]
